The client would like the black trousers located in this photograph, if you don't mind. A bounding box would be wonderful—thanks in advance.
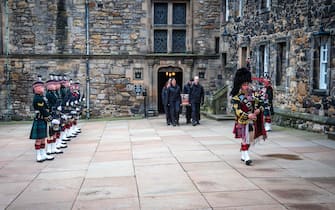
[169,101,180,125]
[185,105,192,122]
[191,102,200,123]
[163,104,170,123]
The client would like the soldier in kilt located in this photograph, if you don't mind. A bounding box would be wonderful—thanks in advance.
[70,80,82,134]
[45,75,63,155]
[54,75,68,149]
[61,77,77,140]
[231,68,267,166]
[29,76,55,162]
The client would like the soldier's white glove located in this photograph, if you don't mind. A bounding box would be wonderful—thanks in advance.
[51,119,60,125]
[83,98,86,102]
[79,98,82,102]
[57,106,62,111]
[66,101,69,106]
[70,102,74,106]
[75,100,78,104]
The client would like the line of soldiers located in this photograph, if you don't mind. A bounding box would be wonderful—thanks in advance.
[29,74,84,162]
[162,76,204,126]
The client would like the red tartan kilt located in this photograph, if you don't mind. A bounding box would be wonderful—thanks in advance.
[73,120,77,125]
[233,123,244,138]
[65,123,71,129]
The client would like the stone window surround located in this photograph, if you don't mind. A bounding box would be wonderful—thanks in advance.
[238,44,250,69]
[0,2,3,55]
[274,37,290,90]
[256,41,270,78]
[238,0,244,17]
[311,36,332,96]
[259,0,271,14]
[223,0,245,21]
[150,0,191,54]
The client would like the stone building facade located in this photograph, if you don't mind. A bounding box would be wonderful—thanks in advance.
[0,0,221,119]
[221,0,335,132]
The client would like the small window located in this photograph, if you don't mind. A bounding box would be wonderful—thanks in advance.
[0,3,3,55]
[319,44,328,89]
[258,45,269,77]
[260,0,271,10]
[222,53,227,69]
[154,3,168,25]
[241,47,248,67]
[276,42,287,86]
[225,0,229,21]
[215,37,220,54]
[154,30,168,53]
[152,2,188,53]
[238,0,244,17]
[173,3,186,25]
[313,35,329,92]
[172,30,186,53]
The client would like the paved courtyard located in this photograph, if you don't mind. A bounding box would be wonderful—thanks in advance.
[1,116,335,210]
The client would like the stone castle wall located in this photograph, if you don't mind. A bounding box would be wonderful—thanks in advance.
[221,0,335,132]
[0,0,221,119]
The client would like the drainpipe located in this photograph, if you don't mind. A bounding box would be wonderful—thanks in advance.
[4,0,12,119]
[85,0,90,119]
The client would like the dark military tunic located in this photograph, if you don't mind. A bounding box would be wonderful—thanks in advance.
[29,94,50,139]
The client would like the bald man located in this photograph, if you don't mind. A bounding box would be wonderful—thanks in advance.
[189,76,204,126]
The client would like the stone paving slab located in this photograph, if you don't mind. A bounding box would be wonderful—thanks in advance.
[1,117,335,209]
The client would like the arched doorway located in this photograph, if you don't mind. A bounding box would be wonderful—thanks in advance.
[158,66,183,113]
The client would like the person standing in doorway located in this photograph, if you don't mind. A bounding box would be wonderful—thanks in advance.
[162,79,171,125]
[167,78,181,126]
[189,76,204,126]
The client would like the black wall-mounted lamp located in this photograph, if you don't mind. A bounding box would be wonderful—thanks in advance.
[134,68,143,80]
[199,71,205,79]
[96,0,103,8]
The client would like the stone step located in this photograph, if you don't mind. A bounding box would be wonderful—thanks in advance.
[201,111,235,121]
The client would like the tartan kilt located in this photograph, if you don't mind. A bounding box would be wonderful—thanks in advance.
[30,119,47,139]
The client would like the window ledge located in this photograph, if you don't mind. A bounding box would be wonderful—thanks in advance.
[312,89,328,96]
[258,8,270,15]
[275,85,287,92]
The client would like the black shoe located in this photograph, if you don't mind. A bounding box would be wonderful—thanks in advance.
[241,159,245,162]
[192,122,197,126]
[172,124,176,126]
[197,121,200,125]
[245,160,253,166]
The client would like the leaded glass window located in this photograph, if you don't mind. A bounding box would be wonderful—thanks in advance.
[154,3,168,25]
[172,30,186,53]
[154,30,168,53]
[173,3,186,25]
[152,1,188,53]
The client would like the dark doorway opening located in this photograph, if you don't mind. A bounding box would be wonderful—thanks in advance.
[158,67,183,113]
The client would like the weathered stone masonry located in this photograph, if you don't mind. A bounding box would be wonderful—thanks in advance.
[0,0,221,120]
[221,0,335,133]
